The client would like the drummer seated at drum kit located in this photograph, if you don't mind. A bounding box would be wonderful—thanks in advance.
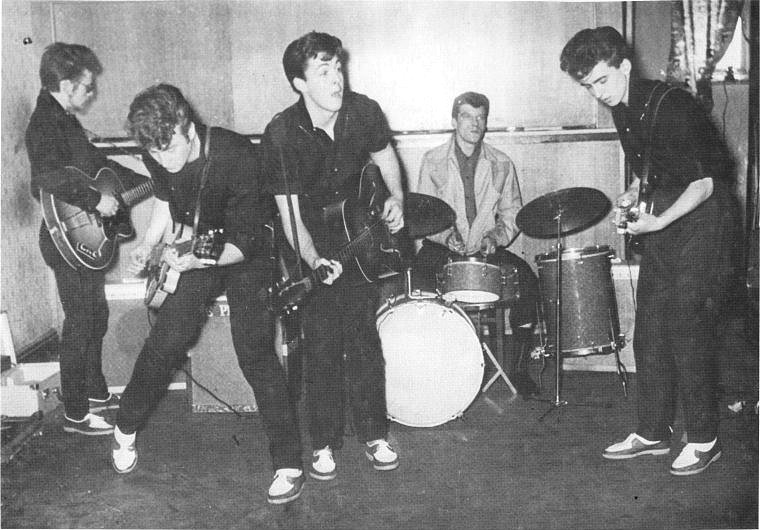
[412,91,540,398]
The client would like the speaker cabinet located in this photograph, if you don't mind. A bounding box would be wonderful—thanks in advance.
[103,284,257,411]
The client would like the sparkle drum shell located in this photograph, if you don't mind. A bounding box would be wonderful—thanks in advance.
[376,292,484,427]
[438,255,519,304]
[536,245,622,356]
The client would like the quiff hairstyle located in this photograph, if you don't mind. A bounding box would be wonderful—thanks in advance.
[282,31,348,91]
[559,26,630,81]
[39,42,102,92]
[127,84,195,151]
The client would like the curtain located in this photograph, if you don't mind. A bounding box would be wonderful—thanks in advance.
[666,0,743,109]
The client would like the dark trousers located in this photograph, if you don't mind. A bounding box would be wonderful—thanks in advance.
[301,279,388,450]
[117,258,302,470]
[634,191,740,443]
[39,224,109,420]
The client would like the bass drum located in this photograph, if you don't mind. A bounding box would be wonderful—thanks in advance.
[376,292,484,427]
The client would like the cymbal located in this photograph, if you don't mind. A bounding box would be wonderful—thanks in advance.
[404,192,456,238]
[516,187,611,239]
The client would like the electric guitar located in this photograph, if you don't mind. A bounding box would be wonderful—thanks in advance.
[616,174,654,253]
[143,227,225,310]
[260,163,401,313]
[40,166,154,270]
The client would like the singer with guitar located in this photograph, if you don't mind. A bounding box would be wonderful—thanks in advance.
[258,31,404,504]
[109,86,297,494]
[26,43,150,435]
[561,27,740,476]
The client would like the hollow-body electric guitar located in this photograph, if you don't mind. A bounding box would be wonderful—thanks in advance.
[40,166,154,270]
[261,163,401,313]
[144,227,225,310]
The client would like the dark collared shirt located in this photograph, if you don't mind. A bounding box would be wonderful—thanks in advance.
[454,140,482,226]
[611,78,731,214]
[145,124,273,259]
[260,91,392,256]
[25,90,146,211]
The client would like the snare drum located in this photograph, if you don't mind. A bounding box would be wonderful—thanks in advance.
[536,245,622,356]
[438,255,519,305]
[376,292,484,427]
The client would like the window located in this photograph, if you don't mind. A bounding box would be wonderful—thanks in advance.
[715,16,750,81]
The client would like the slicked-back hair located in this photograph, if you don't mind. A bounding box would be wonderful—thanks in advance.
[451,92,490,119]
[39,42,103,92]
[127,84,195,151]
[559,26,630,81]
[282,31,347,91]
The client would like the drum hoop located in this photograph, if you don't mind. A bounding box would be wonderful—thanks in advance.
[376,293,476,333]
[536,245,613,263]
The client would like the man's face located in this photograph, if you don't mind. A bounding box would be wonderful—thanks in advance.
[66,69,97,113]
[453,104,488,147]
[148,123,196,174]
[579,58,631,107]
[295,53,344,114]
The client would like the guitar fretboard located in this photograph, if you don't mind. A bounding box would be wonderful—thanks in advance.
[122,180,154,206]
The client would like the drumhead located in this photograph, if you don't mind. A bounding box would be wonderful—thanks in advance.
[442,290,500,304]
[376,296,484,427]
[535,245,613,264]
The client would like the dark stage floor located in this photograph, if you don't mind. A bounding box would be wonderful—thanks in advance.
[1,365,757,530]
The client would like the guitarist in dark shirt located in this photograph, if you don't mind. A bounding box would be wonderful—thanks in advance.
[258,32,404,502]
[25,43,148,435]
[109,86,300,501]
[561,27,740,476]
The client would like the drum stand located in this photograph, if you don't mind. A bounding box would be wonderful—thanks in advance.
[481,342,517,395]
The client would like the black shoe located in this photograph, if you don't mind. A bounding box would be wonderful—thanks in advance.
[89,393,120,413]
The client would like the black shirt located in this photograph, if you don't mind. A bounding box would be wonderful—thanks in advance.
[260,91,392,256]
[25,90,146,211]
[612,79,732,214]
[144,124,273,260]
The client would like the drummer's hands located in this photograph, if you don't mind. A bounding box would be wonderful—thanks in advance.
[382,196,404,233]
[446,229,466,254]
[313,257,342,285]
[480,235,497,256]
[623,212,664,235]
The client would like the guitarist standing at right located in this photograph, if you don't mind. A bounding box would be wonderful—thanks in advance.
[26,43,149,435]
[560,27,740,476]
[258,31,405,503]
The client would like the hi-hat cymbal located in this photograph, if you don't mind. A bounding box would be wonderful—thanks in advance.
[404,192,456,238]
[516,187,611,239]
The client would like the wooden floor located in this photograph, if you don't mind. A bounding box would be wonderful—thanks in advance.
[1,351,757,530]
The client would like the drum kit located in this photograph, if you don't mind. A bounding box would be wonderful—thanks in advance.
[382,186,627,426]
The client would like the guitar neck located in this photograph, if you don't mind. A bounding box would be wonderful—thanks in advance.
[121,179,154,207]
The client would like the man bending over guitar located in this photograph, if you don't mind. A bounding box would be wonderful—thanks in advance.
[109,86,295,493]
[561,27,740,476]
[26,43,149,435]
[258,31,404,504]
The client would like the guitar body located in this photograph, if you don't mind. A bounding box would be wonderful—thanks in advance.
[40,166,153,270]
[143,228,224,310]
[261,163,402,313]
[322,163,400,282]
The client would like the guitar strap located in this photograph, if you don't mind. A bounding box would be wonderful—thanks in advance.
[640,83,677,193]
[191,125,213,238]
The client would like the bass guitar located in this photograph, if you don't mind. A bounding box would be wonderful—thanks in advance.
[261,163,401,313]
[40,166,154,270]
[144,227,225,310]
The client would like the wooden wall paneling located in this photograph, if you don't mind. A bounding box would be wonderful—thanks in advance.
[52,1,234,137]
[1,0,61,350]
[229,1,621,132]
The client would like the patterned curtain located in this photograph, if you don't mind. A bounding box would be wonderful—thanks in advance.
[666,0,743,110]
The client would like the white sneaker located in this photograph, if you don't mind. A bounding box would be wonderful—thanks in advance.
[63,413,114,436]
[267,468,305,505]
[111,425,137,474]
[365,439,399,471]
[309,446,337,481]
